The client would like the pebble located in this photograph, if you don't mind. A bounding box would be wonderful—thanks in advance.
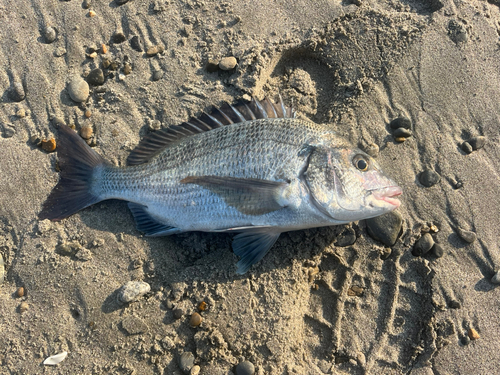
[54,47,67,57]
[16,108,26,118]
[390,117,411,130]
[115,0,131,5]
[121,316,148,335]
[189,312,202,327]
[44,26,57,43]
[178,352,195,374]
[68,76,89,103]
[101,44,108,54]
[448,300,461,309]
[335,227,357,247]
[468,328,480,340]
[149,119,161,131]
[80,125,93,140]
[380,247,392,260]
[413,233,434,256]
[112,31,127,44]
[206,58,219,72]
[3,125,15,138]
[146,45,164,56]
[190,365,201,375]
[123,63,132,75]
[456,228,476,243]
[198,301,207,311]
[41,138,57,152]
[468,136,486,151]
[461,141,473,154]
[365,210,402,247]
[130,36,142,52]
[16,287,25,297]
[84,109,92,118]
[19,301,29,313]
[152,70,163,81]
[419,169,440,187]
[236,361,255,375]
[347,286,364,296]
[491,271,500,284]
[0,254,4,284]
[393,127,412,138]
[173,308,184,319]
[363,142,379,158]
[431,243,444,258]
[117,281,151,304]
[8,82,25,102]
[219,56,237,70]
[395,137,406,143]
[83,0,92,8]
[87,68,105,86]
[88,10,96,17]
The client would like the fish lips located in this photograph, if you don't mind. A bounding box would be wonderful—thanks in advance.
[370,186,403,208]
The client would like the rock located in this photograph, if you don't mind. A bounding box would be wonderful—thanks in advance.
[178,352,195,374]
[347,286,364,296]
[190,312,202,327]
[146,45,164,56]
[152,70,163,81]
[130,36,142,52]
[335,227,357,247]
[67,76,89,103]
[468,136,486,151]
[19,302,29,313]
[123,63,132,75]
[115,0,130,4]
[219,56,237,70]
[44,26,57,43]
[413,233,434,256]
[87,68,105,86]
[3,125,15,138]
[419,169,441,187]
[173,308,184,319]
[363,142,379,158]
[468,328,480,340]
[456,228,476,243]
[83,0,92,8]
[8,82,25,102]
[365,210,402,247]
[389,117,411,130]
[236,361,255,375]
[121,316,148,335]
[54,47,67,57]
[117,281,151,304]
[448,300,461,309]
[16,287,25,297]
[112,31,126,44]
[148,119,161,131]
[190,365,201,375]
[431,243,444,258]
[41,138,56,152]
[491,271,500,285]
[461,141,473,154]
[393,127,412,138]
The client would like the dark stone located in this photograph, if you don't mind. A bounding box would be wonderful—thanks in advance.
[431,243,444,258]
[365,211,402,247]
[112,32,127,44]
[419,169,441,187]
[8,82,25,102]
[152,70,163,81]
[468,136,486,151]
[335,227,357,247]
[130,35,142,52]
[236,361,255,375]
[389,117,411,130]
[178,352,195,374]
[87,68,105,86]
[115,0,130,4]
[173,308,184,319]
[393,127,412,138]
[412,233,434,256]
[461,141,473,154]
[448,300,461,309]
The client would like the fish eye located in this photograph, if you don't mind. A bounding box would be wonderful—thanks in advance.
[353,155,369,171]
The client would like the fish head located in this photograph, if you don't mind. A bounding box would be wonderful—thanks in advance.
[304,144,402,223]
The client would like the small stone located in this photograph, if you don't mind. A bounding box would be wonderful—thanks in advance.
[101,44,108,54]
[219,56,237,70]
[461,141,473,154]
[347,286,364,296]
[19,302,29,313]
[87,68,105,86]
[121,316,148,335]
[468,328,480,340]
[236,361,255,375]
[491,271,500,284]
[16,287,25,297]
[146,45,164,56]
[16,108,26,118]
[461,336,470,345]
[366,210,403,247]
[88,10,96,17]
[84,109,92,118]
[54,47,67,57]
[190,365,201,375]
[468,136,486,151]
[390,117,411,130]
[112,32,126,44]
[363,142,379,158]
[44,26,57,43]
[115,0,130,5]
[448,300,461,309]
[152,70,163,81]
[413,233,434,256]
[198,301,207,311]
[68,76,89,103]
[0,254,4,284]
[130,36,142,52]
[189,312,202,327]
[173,308,184,319]
[206,58,219,72]
[431,243,444,258]
[419,169,441,187]
[393,128,412,138]
[149,119,161,131]
[83,0,92,9]
[55,243,76,256]
[102,58,111,69]
[123,63,132,75]
[9,82,25,102]
[395,137,406,143]
[335,227,357,247]
[179,352,195,374]
[456,228,476,243]
[117,281,151,304]
[3,125,15,138]
[380,247,392,260]
[41,138,56,152]
[109,61,120,70]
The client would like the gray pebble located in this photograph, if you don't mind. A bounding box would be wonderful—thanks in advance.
[152,70,163,81]
[117,280,151,304]
[431,243,444,258]
[413,233,434,256]
[449,300,461,309]
[419,169,441,187]
[335,227,357,247]
[112,31,127,44]
[389,117,411,130]
[67,76,89,103]
[173,308,184,319]
[456,228,476,243]
[130,35,142,52]
[393,127,412,138]
[491,271,500,285]
[44,26,57,43]
[366,210,402,247]
[83,0,92,9]
[461,141,473,154]
[8,82,25,102]
[0,253,4,284]
[179,352,195,374]
[121,316,148,335]
[236,361,255,375]
[54,47,67,57]
[149,119,162,131]
[468,136,486,151]
[87,68,105,86]
[219,56,237,70]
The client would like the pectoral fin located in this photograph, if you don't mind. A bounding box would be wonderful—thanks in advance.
[180,176,288,215]
[232,228,281,274]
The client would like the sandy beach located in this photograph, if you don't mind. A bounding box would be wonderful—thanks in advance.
[1,0,500,373]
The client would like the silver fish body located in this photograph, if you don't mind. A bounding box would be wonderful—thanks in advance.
[40,97,402,273]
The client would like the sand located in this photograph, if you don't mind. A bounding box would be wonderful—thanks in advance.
[1,0,499,373]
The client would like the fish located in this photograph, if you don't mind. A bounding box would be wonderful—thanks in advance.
[39,96,402,274]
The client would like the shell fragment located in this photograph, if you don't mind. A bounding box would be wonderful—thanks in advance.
[43,351,68,365]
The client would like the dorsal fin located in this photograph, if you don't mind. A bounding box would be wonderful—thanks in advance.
[126,96,296,166]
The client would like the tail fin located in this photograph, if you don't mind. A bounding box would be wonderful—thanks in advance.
[39,125,107,221]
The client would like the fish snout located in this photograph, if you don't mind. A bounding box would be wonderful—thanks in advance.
[371,186,402,208]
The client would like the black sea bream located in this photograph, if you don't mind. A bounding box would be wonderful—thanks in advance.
[40,97,402,273]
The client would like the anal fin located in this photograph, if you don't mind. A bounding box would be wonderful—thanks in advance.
[128,202,181,237]
[232,228,281,274]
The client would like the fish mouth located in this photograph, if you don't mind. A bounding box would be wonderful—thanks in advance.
[371,186,403,207]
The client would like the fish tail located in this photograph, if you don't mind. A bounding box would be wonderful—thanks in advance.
[39,125,107,221]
